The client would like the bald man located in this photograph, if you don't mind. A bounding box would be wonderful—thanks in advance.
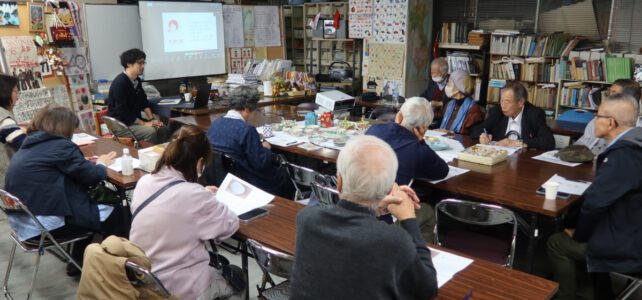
[547,93,642,300]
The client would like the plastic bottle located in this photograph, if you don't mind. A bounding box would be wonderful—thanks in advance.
[392,86,400,107]
[121,148,133,176]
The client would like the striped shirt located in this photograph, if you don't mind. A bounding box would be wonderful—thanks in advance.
[0,116,25,149]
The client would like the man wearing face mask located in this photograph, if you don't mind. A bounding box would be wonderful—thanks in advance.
[420,58,450,122]
[471,80,555,150]
[437,70,483,134]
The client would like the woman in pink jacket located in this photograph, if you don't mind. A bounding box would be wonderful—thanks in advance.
[130,125,241,300]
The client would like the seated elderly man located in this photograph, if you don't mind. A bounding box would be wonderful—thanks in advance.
[471,80,555,150]
[547,93,642,300]
[206,85,291,198]
[290,135,438,300]
[366,97,448,185]
[420,58,450,124]
[575,79,641,155]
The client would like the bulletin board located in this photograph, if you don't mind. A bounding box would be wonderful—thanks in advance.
[0,3,66,88]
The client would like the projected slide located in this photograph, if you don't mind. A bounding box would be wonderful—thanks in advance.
[140,1,226,80]
[162,12,218,52]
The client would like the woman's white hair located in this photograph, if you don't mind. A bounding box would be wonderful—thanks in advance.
[336,135,398,209]
[399,97,434,129]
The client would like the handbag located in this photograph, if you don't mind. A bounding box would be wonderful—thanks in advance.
[89,182,120,205]
[209,245,246,292]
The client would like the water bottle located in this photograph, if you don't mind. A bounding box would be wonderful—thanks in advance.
[392,86,400,107]
[121,148,133,176]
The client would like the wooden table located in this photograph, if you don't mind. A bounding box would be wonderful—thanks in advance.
[169,94,315,115]
[236,197,559,300]
[78,135,147,189]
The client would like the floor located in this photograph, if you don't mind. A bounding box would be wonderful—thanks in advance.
[0,212,639,300]
[0,214,283,300]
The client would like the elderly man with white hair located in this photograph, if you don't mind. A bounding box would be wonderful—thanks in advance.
[547,93,642,300]
[420,57,450,124]
[290,135,439,300]
[366,97,448,186]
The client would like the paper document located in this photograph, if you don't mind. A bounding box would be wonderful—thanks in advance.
[158,98,182,105]
[428,247,474,287]
[72,133,98,141]
[532,150,582,167]
[424,130,447,137]
[430,166,470,184]
[264,132,306,147]
[481,143,521,156]
[216,173,274,215]
[108,157,141,173]
[542,174,592,195]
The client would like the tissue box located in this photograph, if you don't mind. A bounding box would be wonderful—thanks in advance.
[138,143,168,172]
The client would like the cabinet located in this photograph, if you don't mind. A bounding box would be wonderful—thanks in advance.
[282,5,305,71]
[309,38,362,95]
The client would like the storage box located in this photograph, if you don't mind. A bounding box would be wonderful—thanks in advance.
[457,145,508,165]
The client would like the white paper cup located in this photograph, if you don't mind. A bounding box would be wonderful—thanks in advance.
[184,93,192,102]
[544,181,560,200]
[263,81,273,97]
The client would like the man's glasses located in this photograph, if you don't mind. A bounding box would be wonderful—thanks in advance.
[596,114,618,126]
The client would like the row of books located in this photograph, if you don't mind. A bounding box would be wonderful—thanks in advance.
[490,31,579,57]
[558,51,635,83]
[560,83,607,109]
[490,57,523,80]
[446,52,477,74]
[486,79,555,109]
[439,22,472,44]
[522,59,559,83]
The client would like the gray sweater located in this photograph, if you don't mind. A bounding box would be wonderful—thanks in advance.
[290,200,438,300]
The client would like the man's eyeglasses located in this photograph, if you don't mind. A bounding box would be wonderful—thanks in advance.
[595,114,618,126]
[136,60,146,65]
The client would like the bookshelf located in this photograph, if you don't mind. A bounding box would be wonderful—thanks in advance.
[283,5,306,71]
[438,29,489,102]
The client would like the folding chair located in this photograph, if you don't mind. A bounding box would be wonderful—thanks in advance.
[200,150,238,187]
[284,162,332,202]
[435,199,518,268]
[612,272,642,300]
[310,182,340,207]
[246,239,294,300]
[0,189,92,300]
[102,116,141,149]
[125,261,171,298]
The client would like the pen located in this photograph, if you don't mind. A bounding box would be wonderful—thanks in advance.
[463,290,473,300]
[286,141,297,146]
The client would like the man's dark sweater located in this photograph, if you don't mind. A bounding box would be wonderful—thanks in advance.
[107,72,150,126]
[290,200,438,300]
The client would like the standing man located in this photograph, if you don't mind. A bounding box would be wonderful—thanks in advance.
[420,58,450,124]
[472,80,555,150]
[547,93,642,300]
[107,48,169,144]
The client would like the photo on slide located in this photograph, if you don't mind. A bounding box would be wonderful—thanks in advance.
[162,12,218,52]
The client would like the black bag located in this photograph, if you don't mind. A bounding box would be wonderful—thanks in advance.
[209,250,246,292]
[556,144,595,163]
[89,182,120,205]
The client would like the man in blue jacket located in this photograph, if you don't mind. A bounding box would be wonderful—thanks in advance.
[366,97,449,239]
[547,93,642,300]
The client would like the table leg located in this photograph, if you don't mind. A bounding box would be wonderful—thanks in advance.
[240,241,249,300]
[117,187,132,226]
[525,213,539,273]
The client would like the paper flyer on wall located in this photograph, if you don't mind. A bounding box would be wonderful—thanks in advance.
[216,173,274,215]
[0,36,44,91]
[13,85,70,123]
[348,0,373,38]
[223,5,244,48]
[373,0,407,44]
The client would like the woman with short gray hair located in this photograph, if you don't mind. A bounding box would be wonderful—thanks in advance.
[206,85,293,197]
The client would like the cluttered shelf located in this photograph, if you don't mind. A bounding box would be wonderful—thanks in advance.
[439,43,484,50]
[559,105,597,111]
[560,79,611,85]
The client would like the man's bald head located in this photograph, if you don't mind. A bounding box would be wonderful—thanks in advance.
[602,93,639,128]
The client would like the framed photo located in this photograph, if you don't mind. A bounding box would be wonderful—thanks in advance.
[28,3,44,32]
[0,1,18,26]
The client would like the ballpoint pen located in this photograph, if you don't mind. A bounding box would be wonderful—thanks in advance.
[463,290,473,300]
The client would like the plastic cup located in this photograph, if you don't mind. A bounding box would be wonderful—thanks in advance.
[544,181,560,200]
[184,93,192,102]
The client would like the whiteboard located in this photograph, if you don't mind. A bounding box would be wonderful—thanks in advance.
[84,4,142,81]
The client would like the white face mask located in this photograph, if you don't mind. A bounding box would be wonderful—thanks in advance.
[445,85,457,98]
[432,76,444,83]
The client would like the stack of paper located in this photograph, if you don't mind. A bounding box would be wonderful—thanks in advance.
[542,174,592,195]
[72,133,97,146]
[216,174,274,215]
[532,150,582,167]
[428,247,474,287]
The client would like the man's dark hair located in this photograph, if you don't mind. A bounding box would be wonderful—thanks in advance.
[120,48,146,69]
[503,80,528,103]
[0,73,18,109]
[613,79,641,101]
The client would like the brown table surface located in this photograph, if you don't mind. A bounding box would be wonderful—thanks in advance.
[545,119,588,137]
[77,135,147,189]
[237,197,558,300]
[171,94,315,115]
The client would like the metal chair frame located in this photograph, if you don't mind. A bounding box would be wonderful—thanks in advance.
[434,198,518,268]
[125,260,171,297]
[246,239,294,299]
[101,116,141,149]
[310,182,340,207]
[0,189,92,300]
[612,272,642,300]
[284,162,332,201]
